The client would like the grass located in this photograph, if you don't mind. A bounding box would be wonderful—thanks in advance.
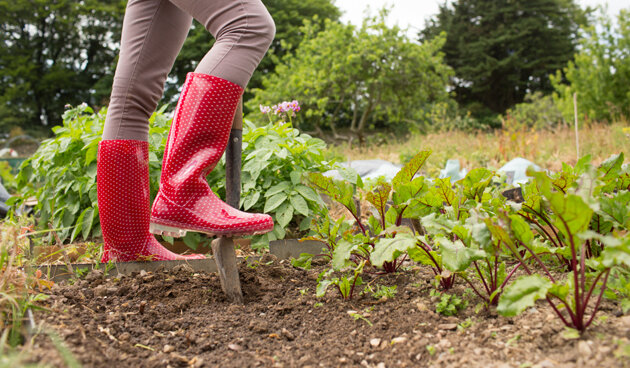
[0,216,86,367]
[331,122,629,176]
[0,216,50,347]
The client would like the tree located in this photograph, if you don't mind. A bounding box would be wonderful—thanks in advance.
[420,0,586,118]
[0,0,126,132]
[166,0,341,103]
[551,9,630,123]
[248,11,454,140]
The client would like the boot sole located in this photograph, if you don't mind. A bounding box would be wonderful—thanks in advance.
[149,221,273,238]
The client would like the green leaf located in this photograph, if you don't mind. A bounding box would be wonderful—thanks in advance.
[291,253,313,270]
[439,239,486,272]
[459,168,494,201]
[409,244,441,267]
[295,185,320,203]
[338,277,351,298]
[183,232,202,250]
[366,182,391,221]
[393,151,431,190]
[86,162,97,179]
[332,239,359,270]
[84,207,96,239]
[368,215,383,235]
[371,232,417,268]
[392,176,427,205]
[70,208,87,243]
[148,152,159,163]
[299,216,312,231]
[265,181,292,198]
[548,193,593,248]
[338,167,361,185]
[420,213,457,235]
[497,275,552,317]
[468,216,493,250]
[601,236,630,268]
[549,283,570,300]
[598,191,630,229]
[406,190,442,218]
[62,209,75,228]
[308,172,356,215]
[451,225,470,246]
[316,279,333,298]
[242,191,261,211]
[598,153,624,182]
[290,169,304,185]
[289,193,310,217]
[84,145,98,167]
[273,223,286,239]
[264,192,288,213]
[433,178,456,206]
[510,214,534,246]
[275,202,294,228]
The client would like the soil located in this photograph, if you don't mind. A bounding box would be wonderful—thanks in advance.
[26,257,630,368]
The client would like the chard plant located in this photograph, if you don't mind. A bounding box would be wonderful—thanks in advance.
[497,164,630,333]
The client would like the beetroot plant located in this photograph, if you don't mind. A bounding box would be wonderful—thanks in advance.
[302,151,436,298]
[497,165,630,333]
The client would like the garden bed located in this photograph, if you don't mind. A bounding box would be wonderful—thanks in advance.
[25,258,629,367]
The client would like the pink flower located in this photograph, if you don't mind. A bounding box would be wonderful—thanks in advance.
[259,104,271,114]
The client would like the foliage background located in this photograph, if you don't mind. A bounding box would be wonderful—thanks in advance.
[248,12,454,138]
[0,0,125,132]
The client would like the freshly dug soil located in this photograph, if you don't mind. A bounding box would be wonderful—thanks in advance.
[27,257,630,367]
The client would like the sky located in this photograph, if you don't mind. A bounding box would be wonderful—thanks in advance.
[334,0,630,36]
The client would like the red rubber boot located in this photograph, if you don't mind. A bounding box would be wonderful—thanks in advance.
[97,140,205,262]
[149,73,274,237]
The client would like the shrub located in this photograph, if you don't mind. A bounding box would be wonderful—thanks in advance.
[502,92,565,131]
[551,10,630,123]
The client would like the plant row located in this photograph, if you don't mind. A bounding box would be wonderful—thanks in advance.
[294,150,630,334]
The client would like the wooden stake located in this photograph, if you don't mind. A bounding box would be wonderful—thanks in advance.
[573,92,580,160]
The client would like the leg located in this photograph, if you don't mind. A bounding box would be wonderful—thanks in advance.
[171,0,275,88]
[98,0,204,262]
[149,0,275,237]
[103,0,193,141]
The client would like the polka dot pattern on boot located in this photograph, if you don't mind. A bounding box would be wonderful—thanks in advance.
[97,140,205,262]
[150,73,274,236]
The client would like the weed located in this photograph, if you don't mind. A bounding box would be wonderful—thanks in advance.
[347,310,373,327]
[435,292,468,316]
[363,284,397,300]
[457,318,474,331]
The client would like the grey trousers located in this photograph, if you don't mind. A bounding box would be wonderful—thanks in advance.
[103,0,275,141]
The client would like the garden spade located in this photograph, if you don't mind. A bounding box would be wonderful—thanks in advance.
[211,97,245,304]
